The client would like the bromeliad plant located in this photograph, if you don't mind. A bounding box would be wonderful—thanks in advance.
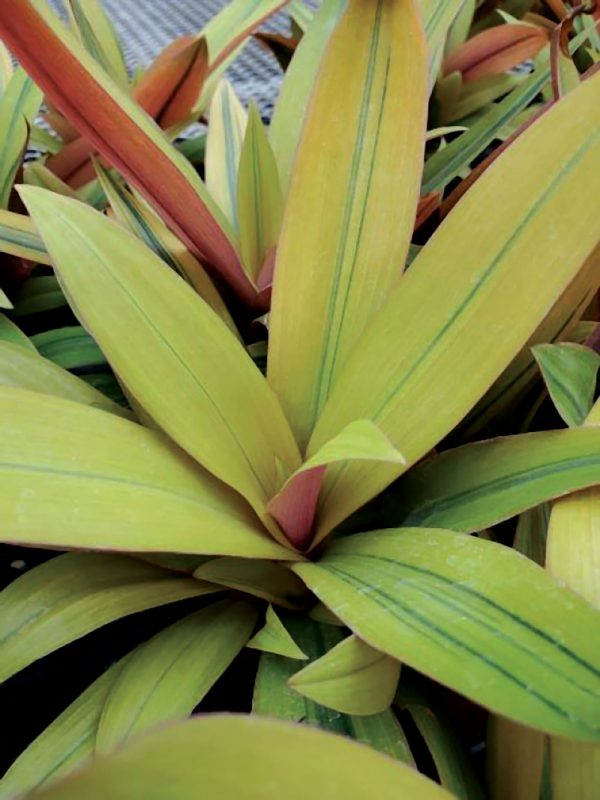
[0,0,599,799]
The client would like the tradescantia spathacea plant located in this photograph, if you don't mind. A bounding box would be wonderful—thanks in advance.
[0,0,599,798]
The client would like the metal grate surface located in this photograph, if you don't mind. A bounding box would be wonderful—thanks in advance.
[46,0,319,117]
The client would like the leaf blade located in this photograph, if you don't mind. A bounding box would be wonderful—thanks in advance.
[293,528,600,741]
[268,0,428,448]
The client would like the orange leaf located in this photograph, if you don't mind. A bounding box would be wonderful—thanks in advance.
[46,136,96,188]
[443,24,549,83]
[134,37,209,128]
[0,0,257,306]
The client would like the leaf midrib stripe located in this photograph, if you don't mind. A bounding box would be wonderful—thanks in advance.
[325,564,598,732]
[465,297,587,428]
[222,89,241,229]
[311,0,385,424]
[0,224,46,254]
[319,49,392,412]
[337,552,600,681]
[422,65,548,193]
[57,212,269,499]
[372,132,597,424]
[353,559,596,698]
[0,461,241,517]
[320,128,597,510]
[403,451,600,525]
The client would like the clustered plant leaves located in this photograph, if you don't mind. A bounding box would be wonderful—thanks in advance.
[0,0,599,798]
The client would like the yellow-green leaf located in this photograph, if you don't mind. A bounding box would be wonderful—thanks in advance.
[237,103,283,284]
[95,162,238,335]
[205,79,247,228]
[289,634,400,715]
[268,0,428,449]
[96,601,257,752]
[546,399,600,799]
[296,419,405,476]
[293,528,600,741]
[0,387,293,561]
[20,187,301,527]
[23,161,83,199]
[269,0,346,196]
[0,68,42,208]
[386,428,600,532]
[0,287,12,309]
[419,0,469,85]
[462,245,600,437]
[0,552,216,683]
[26,715,451,800]
[193,558,308,609]
[247,604,308,659]
[0,209,51,263]
[533,342,600,427]
[309,69,600,540]
[0,313,34,351]
[0,41,13,95]
[0,656,132,799]
[0,340,127,416]
[66,0,128,86]
[253,615,415,764]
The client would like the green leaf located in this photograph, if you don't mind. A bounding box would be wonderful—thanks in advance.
[205,79,247,229]
[298,419,406,475]
[25,715,450,800]
[28,124,63,154]
[66,0,128,86]
[396,677,485,800]
[11,276,67,316]
[247,605,308,659]
[293,528,600,741]
[237,103,283,284]
[545,400,600,799]
[0,287,12,310]
[194,558,307,609]
[289,0,314,33]
[533,343,600,427]
[20,188,301,531]
[385,428,600,532]
[0,209,51,264]
[95,163,237,335]
[24,162,82,199]
[270,0,346,196]
[253,616,414,765]
[0,340,125,415]
[418,0,468,86]
[423,59,545,194]
[289,634,400,715]
[0,387,294,561]
[0,312,35,350]
[439,72,525,124]
[30,326,106,370]
[0,656,132,799]
[96,600,257,752]
[513,504,549,566]
[0,552,216,682]
[462,246,600,438]
[309,70,600,539]
[422,30,592,194]
[268,0,428,449]
[0,68,42,208]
